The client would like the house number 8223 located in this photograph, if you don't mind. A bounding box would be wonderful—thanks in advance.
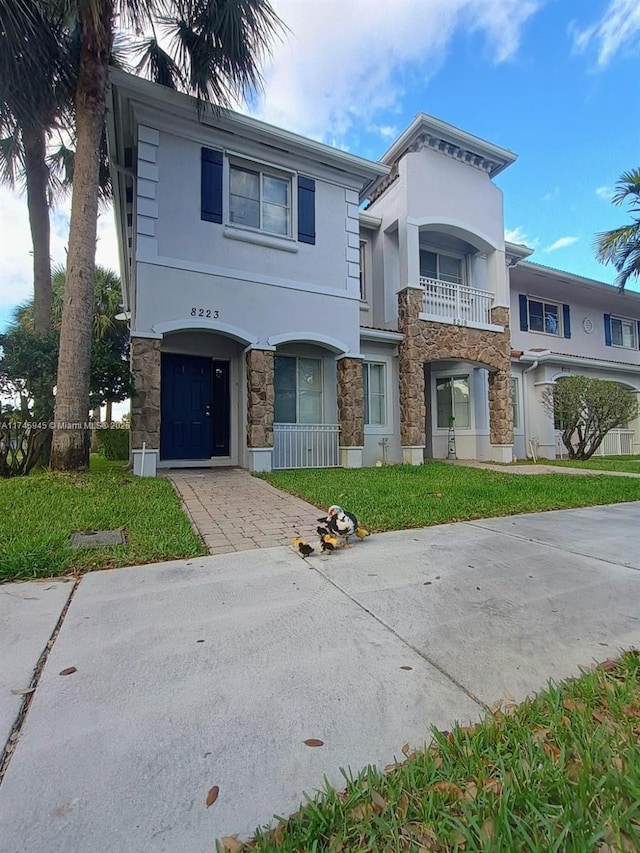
[190,308,219,318]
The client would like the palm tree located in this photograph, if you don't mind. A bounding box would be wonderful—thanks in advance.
[51,0,283,471]
[0,0,72,334]
[595,168,640,292]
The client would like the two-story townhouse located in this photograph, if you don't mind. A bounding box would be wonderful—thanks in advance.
[107,70,387,476]
[508,259,640,459]
[108,70,639,474]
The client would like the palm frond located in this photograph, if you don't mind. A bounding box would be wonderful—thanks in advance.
[0,126,23,188]
[128,35,186,89]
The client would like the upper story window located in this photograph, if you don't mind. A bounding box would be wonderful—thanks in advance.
[359,241,367,301]
[527,297,561,336]
[611,315,638,349]
[420,250,464,285]
[229,164,291,236]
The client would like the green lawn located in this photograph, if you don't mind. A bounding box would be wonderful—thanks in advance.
[543,455,640,475]
[0,456,204,583]
[226,652,640,852]
[261,461,640,532]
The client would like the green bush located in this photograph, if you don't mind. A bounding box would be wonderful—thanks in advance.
[96,427,129,460]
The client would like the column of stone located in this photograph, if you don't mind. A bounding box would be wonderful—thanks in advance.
[488,369,514,446]
[246,349,274,448]
[398,288,426,463]
[131,337,161,450]
[337,356,364,451]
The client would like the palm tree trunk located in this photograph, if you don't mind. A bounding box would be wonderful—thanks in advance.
[50,2,114,471]
[90,406,101,453]
[23,126,52,335]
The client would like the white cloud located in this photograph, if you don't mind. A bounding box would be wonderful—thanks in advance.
[542,187,559,201]
[595,185,615,201]
[544,236,579,252]
[571,0,640,67]
[256,0,541,141]
[505,226,531,245]
[0,186,120,323]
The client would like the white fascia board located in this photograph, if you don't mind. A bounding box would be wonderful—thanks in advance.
[505,240,534,264]
[517,261,640,304]
[109,69,388,191]
[519,350,640,375]
[359,328,404,343]
[379,112,517,176]
[359,212,382,230]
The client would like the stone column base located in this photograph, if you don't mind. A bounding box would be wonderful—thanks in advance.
[489,444,514,464]
[340,446,363,468]
[132,448,159,477]
[248,448,273,473]
[402,446,425,466]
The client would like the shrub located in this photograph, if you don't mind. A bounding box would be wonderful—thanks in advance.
[96,426,129,461]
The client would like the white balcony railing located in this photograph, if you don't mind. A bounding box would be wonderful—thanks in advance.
[419,277,494,327]
[273,423,340,470]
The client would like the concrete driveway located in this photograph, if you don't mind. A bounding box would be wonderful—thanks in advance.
[1,502,639,853]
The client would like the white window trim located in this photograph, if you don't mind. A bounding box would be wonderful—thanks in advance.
[419,243,467,286]
[225,155,297,241]
[274,354,325,425]
[363,360,390,433]
[610,315,638,350]
[526,295,563,337]
[432,371,473,431]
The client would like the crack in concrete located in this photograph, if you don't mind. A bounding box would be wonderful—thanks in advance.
[0,578,81,787]
[306,559,489,713]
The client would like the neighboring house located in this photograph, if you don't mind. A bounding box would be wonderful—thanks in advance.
[107,71,640,474]
[509,260,640,459]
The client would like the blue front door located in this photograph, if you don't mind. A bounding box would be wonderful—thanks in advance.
[160,354,214,460]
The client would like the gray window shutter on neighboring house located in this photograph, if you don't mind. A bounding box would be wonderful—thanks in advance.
[604,313,612,346]
[562,304,571,338]
[201,148,223,223]
[519,294,528,331]
[297,176,316,244]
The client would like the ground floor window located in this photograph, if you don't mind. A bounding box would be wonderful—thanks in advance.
[363,362,386,425]
[511,377,520,428]
[274,355,323,423]
[436,375,470,428]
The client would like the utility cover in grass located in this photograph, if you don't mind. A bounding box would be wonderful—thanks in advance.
[70,529,126,549]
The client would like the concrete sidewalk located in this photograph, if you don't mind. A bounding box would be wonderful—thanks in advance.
[1,502,639,852]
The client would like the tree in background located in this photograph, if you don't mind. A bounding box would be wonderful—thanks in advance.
[51,0,284,472]
[595,168,640,292]
[542,376,638,460]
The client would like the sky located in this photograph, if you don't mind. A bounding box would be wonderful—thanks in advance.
[1,0,640,336]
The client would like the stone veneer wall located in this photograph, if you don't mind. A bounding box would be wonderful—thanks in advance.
[337,357,364,447]
[131,337,161,449]
[398,289,513,447]
[246,349,274,448]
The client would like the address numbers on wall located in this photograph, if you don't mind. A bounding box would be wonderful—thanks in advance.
[190,308,219,318]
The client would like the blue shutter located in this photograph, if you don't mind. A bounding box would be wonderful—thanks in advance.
[201,148,223,223]
[562,304,571,339]
[604,313,612,346]
[297,176,316,244]
[518,294,528,331]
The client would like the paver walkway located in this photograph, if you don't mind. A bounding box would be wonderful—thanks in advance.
[447,459,640,477]
[167,467,321,553]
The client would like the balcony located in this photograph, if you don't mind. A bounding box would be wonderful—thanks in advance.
[418,277,502,331]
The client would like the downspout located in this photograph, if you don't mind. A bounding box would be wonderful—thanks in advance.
[522,360,538,459]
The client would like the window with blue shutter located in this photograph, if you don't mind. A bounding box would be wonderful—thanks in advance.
[518,294,528,331]
[562,304,571,338]
[604,313,612,346]
[201,148,223,223]
[297,176,316,244]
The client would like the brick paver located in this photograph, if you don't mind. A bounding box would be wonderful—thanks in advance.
[167,468,322,554]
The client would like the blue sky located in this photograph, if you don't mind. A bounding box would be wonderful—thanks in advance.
[1,0,639,332]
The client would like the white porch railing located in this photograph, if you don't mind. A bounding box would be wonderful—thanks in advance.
[556,429,635,457]
[594,429,635,456]
[419,277,494,327]
[273,423,341,469]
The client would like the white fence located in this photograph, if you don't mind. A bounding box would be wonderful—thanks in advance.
[419,277,494,327]
[273,423,341,469]
[556,429,635,457]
